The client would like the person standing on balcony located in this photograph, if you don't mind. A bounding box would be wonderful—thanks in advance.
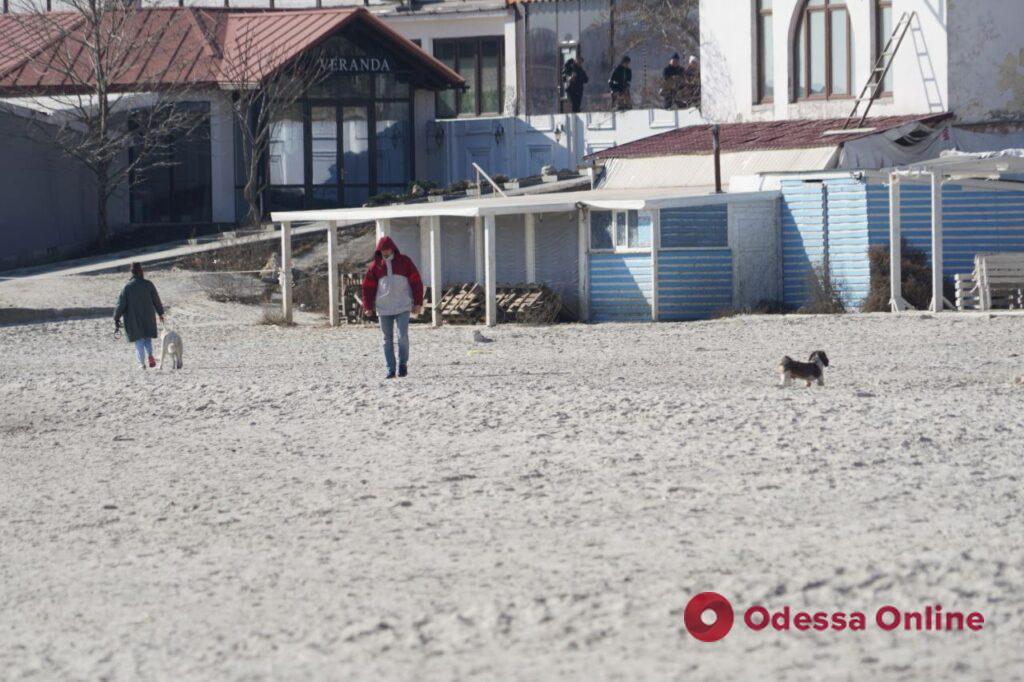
[563,55,589,113]
[660,53,685,109]
[683,56,701,108]
[608,56,633,111]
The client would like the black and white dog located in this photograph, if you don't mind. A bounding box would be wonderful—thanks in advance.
[777,351,829,387]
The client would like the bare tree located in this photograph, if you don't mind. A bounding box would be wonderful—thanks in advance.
[2,0,207,244]
[612,0,699,109]
[215,22,327,228]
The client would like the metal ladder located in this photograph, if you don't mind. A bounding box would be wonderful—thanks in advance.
[842,11,916,129]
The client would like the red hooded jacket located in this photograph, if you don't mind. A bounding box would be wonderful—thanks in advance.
[361,236,424,313]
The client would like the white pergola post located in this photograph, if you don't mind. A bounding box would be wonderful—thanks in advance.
[484,214,497,327]
[577,209,589,322]
[280,221,293,324]
[327,221,340,327]
[375,218,390,241]
[473,216,484,283]
[650,210,660,321]
[889,174,909,312]
[930,172,945,313]
[418,218,431,282]
[524,212,537,283]
[429,216,443,327]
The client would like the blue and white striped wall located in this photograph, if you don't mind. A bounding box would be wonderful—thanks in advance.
[586,198,777,322]
[588,253,654,322]
[657,249,733,320]
[781,180,828,308]
[868,181,1024,278]
[782,175,1024,310]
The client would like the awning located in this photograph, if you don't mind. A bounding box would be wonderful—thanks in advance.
[272,185,782,329]
[901,149,1024,177]
[270,186,780,223]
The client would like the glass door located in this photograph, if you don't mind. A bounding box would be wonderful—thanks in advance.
[310,104,339,209]
[341,105,370,207]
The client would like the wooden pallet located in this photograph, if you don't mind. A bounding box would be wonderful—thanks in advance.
[340,277,562,325]
[436,283,484,323]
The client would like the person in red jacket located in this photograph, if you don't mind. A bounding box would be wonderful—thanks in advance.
[362,236,424,378]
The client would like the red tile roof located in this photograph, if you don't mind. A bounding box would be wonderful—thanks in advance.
[0,7,462,95]
[587,114,953,160]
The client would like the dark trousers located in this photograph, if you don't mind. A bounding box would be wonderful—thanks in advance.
[612,89,633,111]
[568,92,583,113]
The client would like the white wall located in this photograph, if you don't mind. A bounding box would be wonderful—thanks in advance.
[947,0,1024,121]
[700,0,952,123]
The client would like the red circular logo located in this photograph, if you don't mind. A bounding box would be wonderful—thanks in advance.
[684,592,734,643]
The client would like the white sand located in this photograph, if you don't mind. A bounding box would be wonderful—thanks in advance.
[1,270,1022,680]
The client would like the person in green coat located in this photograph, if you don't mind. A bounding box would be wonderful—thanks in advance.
[114,263,165,369]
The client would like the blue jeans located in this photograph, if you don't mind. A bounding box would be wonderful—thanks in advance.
[134,338,153,365]
[378,312,410,374]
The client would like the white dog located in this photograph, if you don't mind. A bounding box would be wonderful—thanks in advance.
[159,329,184,370]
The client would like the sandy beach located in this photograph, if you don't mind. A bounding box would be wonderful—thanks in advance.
[1,269,1022,680]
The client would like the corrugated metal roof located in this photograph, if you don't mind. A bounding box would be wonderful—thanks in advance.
[0,7,463,95]
[600,148,841,191]
[587,114,953,160]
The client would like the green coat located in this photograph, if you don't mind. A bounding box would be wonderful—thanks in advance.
[114,276,164,342]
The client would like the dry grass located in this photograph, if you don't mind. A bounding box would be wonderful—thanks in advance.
[196,273,268,305]
[180,241,277,274]
[861,241,934,312]
[798,263,847,314]
[293,271,329,314]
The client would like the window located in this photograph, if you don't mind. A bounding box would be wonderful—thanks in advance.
[267,103,306,211]
[376,101,412,191]
[129,103,211,224]
[794,0,851,100]
[756,0,774,103]
[875,0,893,95]
[590,210,651,250]
[434,37,504,118]
[591,210,613,249]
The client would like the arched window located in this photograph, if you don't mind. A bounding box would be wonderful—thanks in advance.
[794,0,851,100]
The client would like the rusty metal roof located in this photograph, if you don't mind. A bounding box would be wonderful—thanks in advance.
[0,7,463,95]
[587,114,954,160]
